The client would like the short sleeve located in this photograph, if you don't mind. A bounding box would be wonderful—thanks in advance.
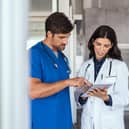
[29,47,42,80]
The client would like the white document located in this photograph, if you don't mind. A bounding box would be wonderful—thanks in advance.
[81,83,112,98]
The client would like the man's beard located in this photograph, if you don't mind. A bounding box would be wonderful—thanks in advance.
[58,44,66,51]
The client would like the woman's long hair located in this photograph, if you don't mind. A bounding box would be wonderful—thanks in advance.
[88,25,123,60]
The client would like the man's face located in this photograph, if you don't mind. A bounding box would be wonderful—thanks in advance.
[48,31,71,51]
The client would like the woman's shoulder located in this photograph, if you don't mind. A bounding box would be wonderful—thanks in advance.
[111,58,127,66]
[77,59,92,76]
[81,58,93,67]
[110,58,129,71]
[107,58,129,75]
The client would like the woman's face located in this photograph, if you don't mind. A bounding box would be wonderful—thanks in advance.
[93,38,112,60]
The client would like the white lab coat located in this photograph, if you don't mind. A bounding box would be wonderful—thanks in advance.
[76,58,129,129]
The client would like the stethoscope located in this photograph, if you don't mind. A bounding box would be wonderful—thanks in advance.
[108,60,112,76]
[41,43,71,74]
[84,60,112,77]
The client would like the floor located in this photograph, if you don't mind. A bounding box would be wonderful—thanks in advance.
[74,109,129,129]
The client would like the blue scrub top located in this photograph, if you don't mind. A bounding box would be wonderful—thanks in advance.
[29,41,72,129]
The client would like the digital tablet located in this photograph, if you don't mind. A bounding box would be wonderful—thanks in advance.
[92,83,112,89]
[81,83,112,98]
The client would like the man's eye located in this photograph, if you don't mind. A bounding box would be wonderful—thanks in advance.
[59,37,65,39]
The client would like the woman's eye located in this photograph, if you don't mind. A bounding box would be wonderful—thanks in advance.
[104,45,111,48]
[95,42,101,46]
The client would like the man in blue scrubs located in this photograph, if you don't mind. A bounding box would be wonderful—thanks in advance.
[29,12,90,129]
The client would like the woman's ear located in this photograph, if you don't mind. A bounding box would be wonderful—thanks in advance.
[110,44,113,49]
[92,39,95,46]
[92,38,95,43]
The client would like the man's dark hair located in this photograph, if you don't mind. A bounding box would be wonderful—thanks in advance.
[45,12,73,36]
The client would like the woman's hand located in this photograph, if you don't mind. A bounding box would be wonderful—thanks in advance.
[87,88,109,101]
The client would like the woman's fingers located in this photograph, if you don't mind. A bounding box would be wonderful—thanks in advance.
[87,88,108,97]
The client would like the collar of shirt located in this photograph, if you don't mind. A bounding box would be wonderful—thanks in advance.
[94,57,106,81]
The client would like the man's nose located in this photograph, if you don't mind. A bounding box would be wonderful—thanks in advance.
[62,38,68,44]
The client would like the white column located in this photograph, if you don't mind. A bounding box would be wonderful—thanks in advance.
[58,0,70,16]
[83,0,92,8]
[0,0,29,129]
[98,0,102,8]
[58,0,77,124]
[69,24,77,124]
[52,0,58,12]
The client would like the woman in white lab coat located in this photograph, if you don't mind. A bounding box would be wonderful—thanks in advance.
[76,25,129,129]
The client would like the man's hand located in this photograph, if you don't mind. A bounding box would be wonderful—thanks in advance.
[66,77,92,88]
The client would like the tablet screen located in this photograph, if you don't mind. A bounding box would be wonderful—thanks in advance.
[92,83,112,89]
[81,83,112,98]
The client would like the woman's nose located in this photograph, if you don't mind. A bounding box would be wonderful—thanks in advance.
[100,46,105,52]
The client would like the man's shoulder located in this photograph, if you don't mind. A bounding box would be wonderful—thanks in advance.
[29,41,44,54]
[28,41,45,59]
[30,41,42,50]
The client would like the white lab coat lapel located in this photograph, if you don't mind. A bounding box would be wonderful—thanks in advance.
[86,58,95,83]
[87,58,109,84]
[94,58,110,84]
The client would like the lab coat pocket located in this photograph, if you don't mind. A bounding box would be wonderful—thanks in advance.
[104,76,117,84]
[101,111,118,129]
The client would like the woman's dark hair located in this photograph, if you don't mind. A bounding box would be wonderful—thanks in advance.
[45,12,73,36]
[88,25,122,60]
